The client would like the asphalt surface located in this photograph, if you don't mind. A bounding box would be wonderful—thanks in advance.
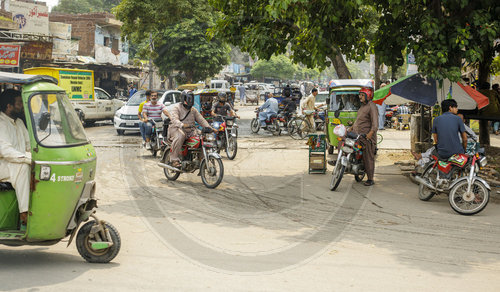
[1,106,500,291]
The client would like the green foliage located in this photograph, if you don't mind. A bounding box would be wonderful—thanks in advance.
[371,0,500,81]
[52,0,120,13]
[250,55,296,80]
[153,19,230,83]
[208,0,374,78]
[492,56,500,76]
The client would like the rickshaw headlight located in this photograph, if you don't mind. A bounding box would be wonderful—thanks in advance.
[40,165,51,181]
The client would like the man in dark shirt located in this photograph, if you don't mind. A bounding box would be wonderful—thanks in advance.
[212,92,238,117]
[432,99,467,160]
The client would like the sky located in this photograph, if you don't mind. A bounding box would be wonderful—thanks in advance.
[43,0,59,10]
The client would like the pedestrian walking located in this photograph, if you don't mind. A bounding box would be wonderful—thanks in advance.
[238,84,246,106]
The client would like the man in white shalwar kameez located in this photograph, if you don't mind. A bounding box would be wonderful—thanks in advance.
[0,89,31,225]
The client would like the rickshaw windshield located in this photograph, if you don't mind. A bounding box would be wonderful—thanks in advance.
[329,92,361,111]
[30,92,89,147]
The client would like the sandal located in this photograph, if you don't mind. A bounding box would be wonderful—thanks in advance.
[171,161,181,168]
[364,180,374,186]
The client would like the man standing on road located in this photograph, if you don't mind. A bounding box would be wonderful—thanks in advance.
[128,83,137,98]
[238,84,246,106]
[0,89,31,227]
[168,91,214,168]
[301,88,320,131]
[138,90,152,147]
[257,93,279,127]
[351,87,378,186]
[431,99,467,160]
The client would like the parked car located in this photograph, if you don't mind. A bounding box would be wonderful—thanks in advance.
[113,89,181,135]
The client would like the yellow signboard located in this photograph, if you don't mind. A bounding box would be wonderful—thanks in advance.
[59,70,93,100]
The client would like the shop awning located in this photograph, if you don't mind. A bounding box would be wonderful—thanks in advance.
[120,72,140,82]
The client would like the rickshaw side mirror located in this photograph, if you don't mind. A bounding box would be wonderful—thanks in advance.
[334,110,340,118]
[39,112,51,131]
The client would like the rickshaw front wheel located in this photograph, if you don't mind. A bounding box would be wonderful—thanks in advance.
[76,221,121,263]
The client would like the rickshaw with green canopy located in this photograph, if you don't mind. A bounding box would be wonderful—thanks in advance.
[325,79,374,151]
[0,72,120,263]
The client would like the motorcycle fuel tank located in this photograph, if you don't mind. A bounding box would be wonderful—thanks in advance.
[186,136,201,148]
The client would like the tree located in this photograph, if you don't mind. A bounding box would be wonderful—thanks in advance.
[208,0,376,79]
[371,0,500,82]
[250,55,296,80]
[52,0,120,14]
[153,19,230,83]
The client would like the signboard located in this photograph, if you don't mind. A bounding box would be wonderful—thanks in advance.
[0,44,20,67]
[49,22,71,40]
[21,42,52,60]
[59,70,94,100]
[10,0,49,35]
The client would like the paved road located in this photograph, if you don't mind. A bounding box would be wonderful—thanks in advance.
[1,106,500,291]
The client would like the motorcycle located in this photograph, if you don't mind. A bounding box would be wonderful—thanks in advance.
[414,142,490,215]
[329,131,367,191]
[158,127,224,189]
[146,119,165,157]
[250,109,281,135]
[213,116,238,160]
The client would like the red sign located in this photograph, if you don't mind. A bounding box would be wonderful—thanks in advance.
[0,44,21,67]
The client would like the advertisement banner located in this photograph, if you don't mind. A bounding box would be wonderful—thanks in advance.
[21,42,52,60]
[0,44,21,67]
[10,1,49,35]
[59,70,94,100]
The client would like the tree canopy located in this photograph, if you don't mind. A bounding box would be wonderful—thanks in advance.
[52,0,120,14]
[250,55,296,80]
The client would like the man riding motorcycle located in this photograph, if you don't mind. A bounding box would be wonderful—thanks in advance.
[257,93,279,127]
[167,91,216,168]
[212,92,238,118]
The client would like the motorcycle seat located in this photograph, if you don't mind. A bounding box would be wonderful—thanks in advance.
[0,182,14,191]
[269,113,278,118]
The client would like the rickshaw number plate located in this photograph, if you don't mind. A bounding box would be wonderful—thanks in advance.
[332,118,341,124]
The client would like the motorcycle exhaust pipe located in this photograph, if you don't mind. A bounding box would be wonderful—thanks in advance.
[157,162,183,173]
[414,175,436,190]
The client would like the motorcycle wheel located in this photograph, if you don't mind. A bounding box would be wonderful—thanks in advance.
[329,160,345,191]
[226,135,237,160]
[271,119,281,136]
[354,167,365,182]
[250,118,260,133]
[449,180,489,215]
[418,164,437,201]
[288,118,303,140]
[162,150,181,181]
[76,221,121,263]
[200,156,224,189]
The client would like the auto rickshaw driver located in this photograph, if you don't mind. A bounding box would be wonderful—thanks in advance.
[0,89,31,228]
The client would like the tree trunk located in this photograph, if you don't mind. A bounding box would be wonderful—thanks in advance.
[330,54,352,79]
[479,120,490,146]
[477,46,493,146]
[374,55,381,90]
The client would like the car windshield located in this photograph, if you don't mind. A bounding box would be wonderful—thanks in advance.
[127,91,147,106]
[316,93,328,103]
[329,92,361,111]
[30,92,89,147]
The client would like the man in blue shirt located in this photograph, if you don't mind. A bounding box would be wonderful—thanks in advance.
[257,93,279,127]
[431,99,467,160]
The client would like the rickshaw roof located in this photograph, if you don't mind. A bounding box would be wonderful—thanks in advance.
[329,79,374,89]
[0,72,58,85]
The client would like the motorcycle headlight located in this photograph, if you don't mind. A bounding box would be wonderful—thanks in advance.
[205,134,216,141]
[342,146,353,153]
[345,138,355,147]
[479,156,487,167]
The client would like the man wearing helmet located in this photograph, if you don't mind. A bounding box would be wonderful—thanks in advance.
[350,87,379,186]
[213,92,238,118]
[168,91,214,168]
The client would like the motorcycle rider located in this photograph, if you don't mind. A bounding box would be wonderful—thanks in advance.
[141,91,171,150]
[257,93,279,127]
[281,87,297,121]
[349,87,378,186]
[212,92,239,118]
[431,99,467,160]
[168,91,215,168]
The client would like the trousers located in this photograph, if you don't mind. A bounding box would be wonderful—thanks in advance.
[0,162,30,213]
[361,137,376,181]
[169,128,195,162]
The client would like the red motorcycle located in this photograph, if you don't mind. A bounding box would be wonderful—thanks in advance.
[212,116,238,160]
[250,109,281,135]
[158,127,224,189]
[415,143,490,215]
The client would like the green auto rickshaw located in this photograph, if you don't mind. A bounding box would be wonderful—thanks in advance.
[0,72,120,263]
[325,79,375,151]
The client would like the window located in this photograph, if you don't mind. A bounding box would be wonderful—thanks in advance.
[163,93,173,104]
[30,93,89,147]
[329,92,361,111]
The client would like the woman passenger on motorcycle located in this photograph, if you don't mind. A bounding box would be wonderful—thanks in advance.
[168,91,217,168]
[212,92,239,118]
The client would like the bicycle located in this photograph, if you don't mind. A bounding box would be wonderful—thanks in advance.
[287,114,315,140]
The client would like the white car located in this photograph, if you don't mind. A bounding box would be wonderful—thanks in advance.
[114,89,181,135]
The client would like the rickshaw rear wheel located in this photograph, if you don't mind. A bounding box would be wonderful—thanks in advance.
[76,221,121,263]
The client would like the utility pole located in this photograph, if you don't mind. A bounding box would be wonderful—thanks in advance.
[149,33,153,90]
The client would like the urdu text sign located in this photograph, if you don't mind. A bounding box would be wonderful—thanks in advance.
[0,44,20,67]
